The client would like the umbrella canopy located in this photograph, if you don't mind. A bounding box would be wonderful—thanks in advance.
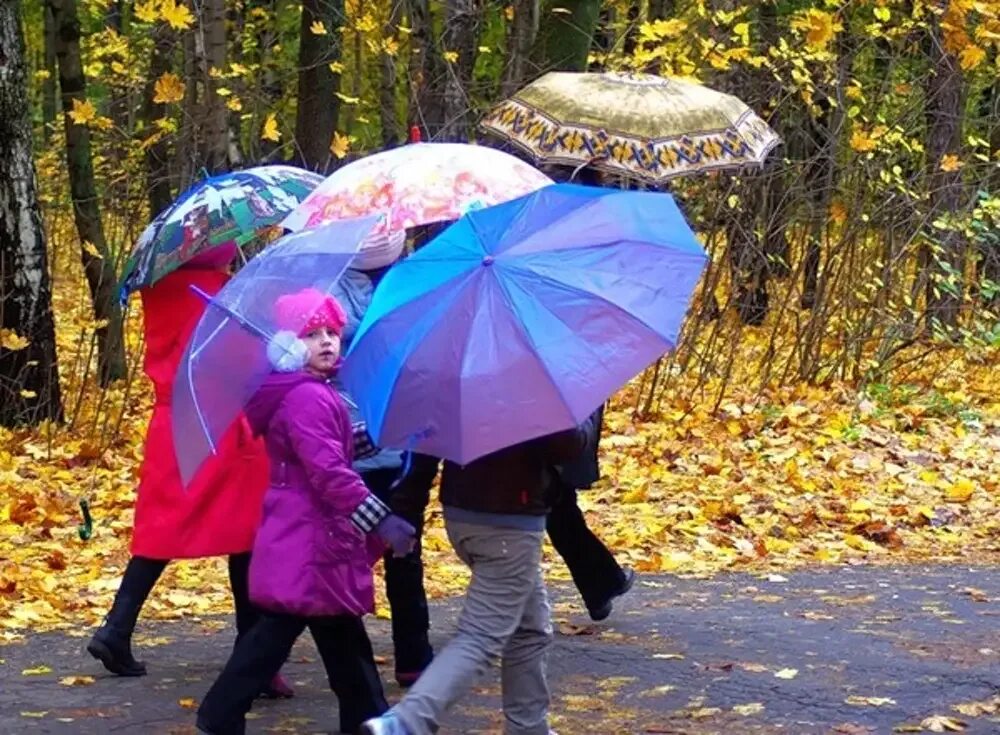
[480,71,780,183]
[121,165,323,299]
[172,216,378,486]
[281,142,553,234]
[341,183,708,465]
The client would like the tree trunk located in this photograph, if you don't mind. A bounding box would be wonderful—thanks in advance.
[47,0,126,385]
[439,0,483,141]
[757,0,790,277]
[176,24,199,190]
[143,23,175,218]
[294,0,345,172]
[501,0,539,96]
[0,0,64,425]
[648,0,676,20]
[922,12,966,331]
[42,1,57,137]
[406,0,445,139]
[801,28,852,311]
[104,0,130,212]
[531,0,602,72]
[250,0,283,162]
[379,0,404,147]
[726,178,770,325]
[199,0,229,173]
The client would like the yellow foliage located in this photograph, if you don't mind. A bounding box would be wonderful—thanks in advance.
[152,72,185,105]
[0,330,30,351]
[791,9,840,50]
[310,20,328,35]
[958,44,986,68]
[939,153,964,172]
[67,99,97,126]
[260,113,280,142]
[159,0,194,30]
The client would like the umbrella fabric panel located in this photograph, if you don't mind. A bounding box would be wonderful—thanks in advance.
[281,143,553,234]
[345,268,580,464]
[480,72,780,183]
[122,166,323,295]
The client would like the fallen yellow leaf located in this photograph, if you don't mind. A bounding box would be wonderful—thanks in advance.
[774,668,798,679]
[845,695,896,706]
[920,715,966,732]
[58,675,95,686]
[21,665,52,676]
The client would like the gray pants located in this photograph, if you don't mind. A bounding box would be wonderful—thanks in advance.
[392,519,552,735]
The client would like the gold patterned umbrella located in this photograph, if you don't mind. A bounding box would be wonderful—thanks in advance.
[480,71,780,184]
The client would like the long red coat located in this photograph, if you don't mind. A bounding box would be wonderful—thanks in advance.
[131,268,269,560]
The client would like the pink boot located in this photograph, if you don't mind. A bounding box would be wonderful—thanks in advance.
[259,672,295,699]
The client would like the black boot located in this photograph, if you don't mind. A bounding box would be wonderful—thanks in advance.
[87,556,165,676]
[87,595,148,676]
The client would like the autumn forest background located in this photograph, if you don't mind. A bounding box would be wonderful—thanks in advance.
[0,0,999,631]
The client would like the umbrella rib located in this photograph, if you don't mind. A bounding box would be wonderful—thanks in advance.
[488,270,581,429]
[502,249,704,343]
[495,263,674,415]
[350,266,481,445]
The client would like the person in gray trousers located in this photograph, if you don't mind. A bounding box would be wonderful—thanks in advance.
[359,419,596,735]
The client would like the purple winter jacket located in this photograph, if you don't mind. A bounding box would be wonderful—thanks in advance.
[245,371,383,618]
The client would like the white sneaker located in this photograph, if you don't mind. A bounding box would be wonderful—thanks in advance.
[358,714,410,735]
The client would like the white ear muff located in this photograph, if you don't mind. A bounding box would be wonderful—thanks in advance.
[267,330,309,372]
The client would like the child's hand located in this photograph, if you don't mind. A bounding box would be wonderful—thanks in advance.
[376,514,417,557]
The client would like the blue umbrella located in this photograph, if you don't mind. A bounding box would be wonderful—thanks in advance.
[341,183,708,465]
[172,216,378,486]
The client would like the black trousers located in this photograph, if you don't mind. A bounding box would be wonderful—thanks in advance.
[363,467,434,674]
[109,553,257,641]
[197,613,387,735]
[546,480,627,612]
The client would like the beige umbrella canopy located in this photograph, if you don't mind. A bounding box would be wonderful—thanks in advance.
[480,71,780,184]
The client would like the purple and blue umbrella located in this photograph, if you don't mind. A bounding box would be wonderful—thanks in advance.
[341,183,708,465]
[171,216,378,486]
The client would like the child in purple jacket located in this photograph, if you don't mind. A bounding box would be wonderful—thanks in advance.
[197,288,416,735]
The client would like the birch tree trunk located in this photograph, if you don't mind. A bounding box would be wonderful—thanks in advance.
[0,0,64,425]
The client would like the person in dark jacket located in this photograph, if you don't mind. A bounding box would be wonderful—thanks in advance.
[547,404,635,621]
[360,420,596,735]
[330,233,434,687]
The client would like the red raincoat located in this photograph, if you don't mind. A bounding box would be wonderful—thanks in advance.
[131,267,269,560]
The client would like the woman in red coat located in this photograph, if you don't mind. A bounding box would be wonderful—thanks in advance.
[87,250,291,696]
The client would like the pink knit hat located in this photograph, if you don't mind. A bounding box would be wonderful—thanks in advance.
[273,288,347,337]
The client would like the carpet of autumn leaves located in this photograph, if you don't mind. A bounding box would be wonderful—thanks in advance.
[1,252,999,640]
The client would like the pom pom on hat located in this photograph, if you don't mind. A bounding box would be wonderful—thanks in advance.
[273,288,347,337]
[267,330,309,372]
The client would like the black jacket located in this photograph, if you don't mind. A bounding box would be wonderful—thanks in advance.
[554,405,604,490]
[403,420,597,517]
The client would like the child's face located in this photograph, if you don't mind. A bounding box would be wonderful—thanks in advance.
[301,327,341,376]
